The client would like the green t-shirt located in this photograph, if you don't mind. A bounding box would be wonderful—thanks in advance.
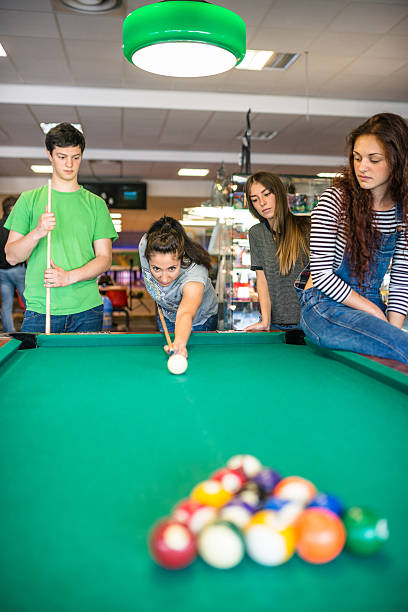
[5,185,118,315]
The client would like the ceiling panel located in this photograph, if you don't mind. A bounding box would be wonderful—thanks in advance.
[159,110,213,147]
[262,0,347,30]
[56,13,123,42]
[329,3,408,34]
[0,9,59,38]
[123,109,167,145]
[76,107,122,148]
[0,0,407,182]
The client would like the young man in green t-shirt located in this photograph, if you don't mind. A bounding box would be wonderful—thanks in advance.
[5,123,118,333]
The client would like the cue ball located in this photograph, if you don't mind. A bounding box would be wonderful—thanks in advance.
[168,354,188,375]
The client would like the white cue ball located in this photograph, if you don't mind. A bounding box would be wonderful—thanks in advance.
[167,354,188,375]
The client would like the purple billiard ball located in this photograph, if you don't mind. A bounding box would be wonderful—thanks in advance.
[253,469,281,495]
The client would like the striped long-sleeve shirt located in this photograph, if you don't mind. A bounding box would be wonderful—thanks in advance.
[310,187,408,316]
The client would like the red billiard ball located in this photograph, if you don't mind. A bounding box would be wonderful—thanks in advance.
[172,499,217,534]
[149,519,197,570]
[211,468,247,493]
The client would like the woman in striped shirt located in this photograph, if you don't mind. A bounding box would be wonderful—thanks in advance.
[296,113,408,364]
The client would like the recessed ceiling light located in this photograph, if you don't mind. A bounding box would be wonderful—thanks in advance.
[31,165,53,174]
[236,50,273,71]
[236,50,300,71]
[0,43,7,57]
[178,168,210,177]
[40,122,83,135]
[60,0,121,13]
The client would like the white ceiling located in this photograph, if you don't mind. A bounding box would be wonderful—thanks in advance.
[0,0,407,183]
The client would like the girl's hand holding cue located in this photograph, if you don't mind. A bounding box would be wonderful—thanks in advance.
[164,340,188,359]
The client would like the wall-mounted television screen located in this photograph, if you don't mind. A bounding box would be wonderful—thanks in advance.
[80,182,147,209]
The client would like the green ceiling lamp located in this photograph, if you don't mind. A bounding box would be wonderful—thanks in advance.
[123,1,246,78]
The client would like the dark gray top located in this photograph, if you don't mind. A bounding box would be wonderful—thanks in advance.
[249,221,308,326]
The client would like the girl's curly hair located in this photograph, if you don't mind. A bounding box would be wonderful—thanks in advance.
[333,113,408,287]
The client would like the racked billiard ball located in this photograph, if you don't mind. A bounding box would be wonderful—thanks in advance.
[343,506,389,556]
[149,519,197,570]
[245,509,296,566]
[273,475,317,505]
[191,479,232,508]
[197,520,245,569]
[296,508,346,564]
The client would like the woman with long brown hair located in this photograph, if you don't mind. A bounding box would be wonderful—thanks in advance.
[244,172,310,332]
[296,112,408,363]
[139,216,218,358]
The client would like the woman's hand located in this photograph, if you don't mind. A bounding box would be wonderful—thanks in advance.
[244,320,270,332]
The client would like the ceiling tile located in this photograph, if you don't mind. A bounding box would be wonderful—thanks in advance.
[363,35,408,59]
[329,3,408,34]
[262,0,348,30]
[0,9,59,37]
[57,13,122,42]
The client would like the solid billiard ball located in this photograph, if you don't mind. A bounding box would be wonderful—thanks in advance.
[172,499,217,534]
[342,506,389,556]
[253,468,281,495]
[307,492,344,517]
[211,467,247,493]
[167,354,188,375]
[245,510,296,566]
[197,520,245,569]
[149,519,197,570]
[296,508,346,564]
[191,479,232,508]
[227,454,262,478]
[273,476,317,505]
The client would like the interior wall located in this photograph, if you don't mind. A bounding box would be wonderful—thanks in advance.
[0,193,204,230]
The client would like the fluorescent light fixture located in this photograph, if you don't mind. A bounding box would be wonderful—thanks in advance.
[317,172,338,178]
[0,43,7,57]
[40,122,83,135]
[110,213,122,219]
[31,165,53,174]
[123,1,246,78]
[181,219,217,227]
[236,50,273,71]
[178,168,209,177]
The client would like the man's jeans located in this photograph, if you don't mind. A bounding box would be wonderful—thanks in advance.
[21,304,104,333]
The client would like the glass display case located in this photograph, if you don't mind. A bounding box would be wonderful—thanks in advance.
[182,175,334,330]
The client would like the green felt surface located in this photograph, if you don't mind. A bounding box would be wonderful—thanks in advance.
[0,332,407,612]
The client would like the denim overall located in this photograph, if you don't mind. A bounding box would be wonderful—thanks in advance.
[297,204,408,364]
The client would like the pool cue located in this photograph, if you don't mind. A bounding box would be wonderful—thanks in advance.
[45,178,52,334]
[157,305,174,354]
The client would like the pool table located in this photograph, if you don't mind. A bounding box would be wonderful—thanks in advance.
[0,332,407,612]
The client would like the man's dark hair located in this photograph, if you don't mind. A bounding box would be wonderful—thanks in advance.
[45,122,85,154]
[2,196,17,217]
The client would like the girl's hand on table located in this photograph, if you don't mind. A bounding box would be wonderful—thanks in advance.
[244,321,270,332]
[164,341,188,359]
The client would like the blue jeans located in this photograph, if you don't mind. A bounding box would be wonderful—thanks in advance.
[298,287,408,364]
[21,304,104,333]
[0,265,26,333]
[157,313,218,333]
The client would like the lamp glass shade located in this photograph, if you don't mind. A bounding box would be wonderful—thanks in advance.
[123,1,246,78]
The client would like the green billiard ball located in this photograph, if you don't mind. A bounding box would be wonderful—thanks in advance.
[343,506,389,556]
